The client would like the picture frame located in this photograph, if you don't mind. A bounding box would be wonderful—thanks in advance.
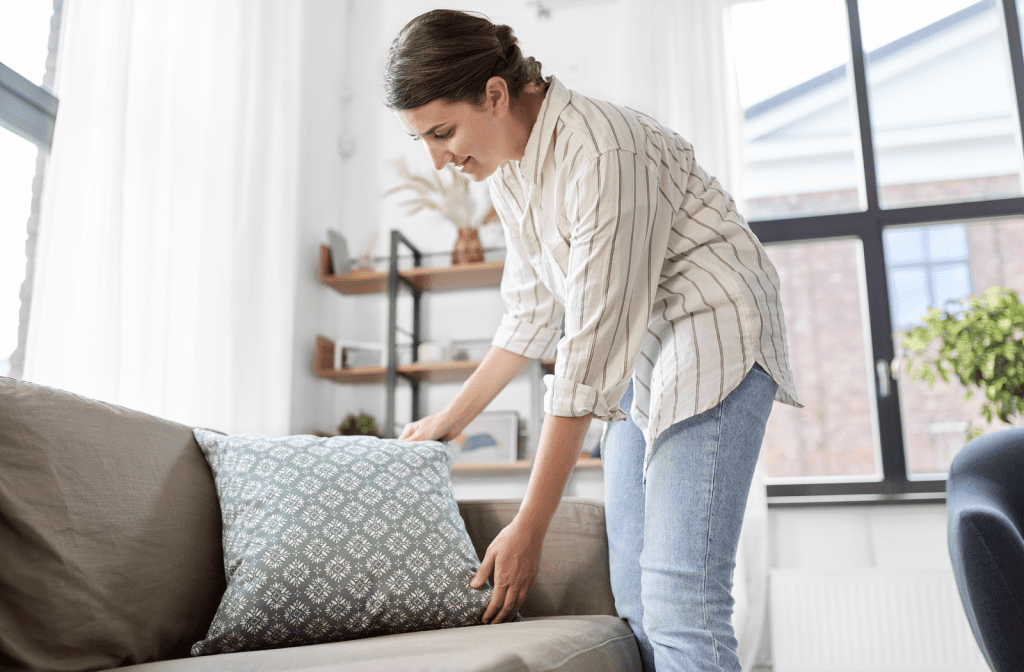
[450,410,519,464]
[327,228,351,276]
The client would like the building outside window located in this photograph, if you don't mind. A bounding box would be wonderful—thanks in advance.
[883,223,973,332]
[729,0,1024,500]
[0,1,61,379]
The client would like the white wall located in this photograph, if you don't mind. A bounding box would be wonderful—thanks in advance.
[290,0,385,436]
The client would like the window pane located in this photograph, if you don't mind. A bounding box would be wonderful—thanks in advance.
[889,267,930,329]
[885,222,974,330]
[0,1,55,87]
[762,238,881,480]
[893,217,1024,477]
[926,224,969,262]
[730,0,864,220]
[932,263,971,303]
[859,0,1024,208]
[0,129,40,377]
[883,227,925,264]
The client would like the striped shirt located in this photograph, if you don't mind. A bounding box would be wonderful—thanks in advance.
[488,77,801,466]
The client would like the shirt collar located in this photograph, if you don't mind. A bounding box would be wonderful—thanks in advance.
[517,76,571,186]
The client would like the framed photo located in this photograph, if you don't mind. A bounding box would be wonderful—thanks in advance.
[327,228,351,276]
[451,410,519,464]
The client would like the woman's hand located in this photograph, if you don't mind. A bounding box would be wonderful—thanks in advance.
[398,410,462,442]
[471,514,546,624]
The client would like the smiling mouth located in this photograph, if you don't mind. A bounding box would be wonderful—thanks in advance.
[453,157,470,170]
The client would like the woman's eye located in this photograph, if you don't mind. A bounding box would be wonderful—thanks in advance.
[434,130,452,139]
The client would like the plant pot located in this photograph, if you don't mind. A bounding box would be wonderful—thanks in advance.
[452,227,484,265]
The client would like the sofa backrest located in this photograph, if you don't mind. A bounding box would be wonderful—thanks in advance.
[0,377,225,671]
[458,498,617,618]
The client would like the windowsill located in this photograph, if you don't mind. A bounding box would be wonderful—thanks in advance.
[767,491,946,508]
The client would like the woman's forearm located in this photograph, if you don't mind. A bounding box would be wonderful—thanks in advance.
[443,345,531,432]
[517,413,593,535]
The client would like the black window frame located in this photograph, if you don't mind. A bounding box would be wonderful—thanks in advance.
[750,0,1024,505]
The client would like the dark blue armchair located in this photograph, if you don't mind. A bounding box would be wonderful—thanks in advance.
[947,427,1024,672]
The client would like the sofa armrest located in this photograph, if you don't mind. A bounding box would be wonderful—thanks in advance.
[457,498,617,618]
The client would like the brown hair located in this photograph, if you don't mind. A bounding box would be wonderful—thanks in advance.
[383,9,546,111]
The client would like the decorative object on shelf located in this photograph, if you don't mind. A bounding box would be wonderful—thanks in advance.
[326,229,351,275]
[450,338,492,362]
[417,339,451,363]
[383,158,499,265]
[338,411,381,438]
[902,286,1024,440]
[450,410,519,464]
[356,231,377,271]
[452,226,485,265]
[336,342,383,369]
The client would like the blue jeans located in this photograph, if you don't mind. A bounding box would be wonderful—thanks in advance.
[603,364,777,672]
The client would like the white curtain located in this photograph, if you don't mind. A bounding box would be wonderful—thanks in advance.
[24,0,301,436]
[626,0,747,204]
[627,2,767,669]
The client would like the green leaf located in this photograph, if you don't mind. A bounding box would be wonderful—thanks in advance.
[901,286,1023,429]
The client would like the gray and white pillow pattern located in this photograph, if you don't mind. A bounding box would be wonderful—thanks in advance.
[190,429,492,656]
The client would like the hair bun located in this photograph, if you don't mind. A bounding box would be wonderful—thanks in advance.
[494,23,516,49]
[525,56,544,85]
[384,10,546,109]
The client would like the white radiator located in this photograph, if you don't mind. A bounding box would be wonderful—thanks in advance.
[770,569,989,672]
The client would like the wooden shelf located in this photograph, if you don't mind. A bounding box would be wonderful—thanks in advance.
[397,360,481,383]
[452,457,603,474]
[315,335,382,382]
[318,245,502,295]
[315,335,483,384]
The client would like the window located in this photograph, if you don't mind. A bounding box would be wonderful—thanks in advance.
[1,1,62,378]
[729,0,1024,501]
[883,223,973,331]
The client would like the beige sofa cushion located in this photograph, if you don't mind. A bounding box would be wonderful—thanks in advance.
[117,615,639,672]
[0,378,225,671]
[458,499,618,618]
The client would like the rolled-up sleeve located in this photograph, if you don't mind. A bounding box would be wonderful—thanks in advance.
[546,150,660,422]
[489,181,563,360]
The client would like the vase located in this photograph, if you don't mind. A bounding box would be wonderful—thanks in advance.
[451,227,484,265]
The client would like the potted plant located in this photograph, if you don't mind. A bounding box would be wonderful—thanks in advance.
[902,286,1024,440]
[338,412,381,438]
[383,158,498,264]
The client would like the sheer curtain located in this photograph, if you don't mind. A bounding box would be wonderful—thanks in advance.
[24,0,301,436]
[626,0,746,200]
[627,2,766,669]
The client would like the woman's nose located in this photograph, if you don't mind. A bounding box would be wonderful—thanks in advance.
[424,141,450,171]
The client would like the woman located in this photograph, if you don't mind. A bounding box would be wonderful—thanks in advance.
[385,10,800,672]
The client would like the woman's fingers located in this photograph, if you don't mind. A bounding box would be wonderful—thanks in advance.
[482,582,508,624]
[470,549,493,590]
[475,521,542,624]
[494,587,527,624]
[399,423,421,441]
[400,412,456,442]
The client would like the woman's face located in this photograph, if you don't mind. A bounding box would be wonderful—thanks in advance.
[397,84,510,182]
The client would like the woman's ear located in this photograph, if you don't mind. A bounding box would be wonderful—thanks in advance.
[485,76,510,116]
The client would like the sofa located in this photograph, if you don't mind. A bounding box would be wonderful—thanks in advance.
[0,376,641,672]
[947,426,1024,672]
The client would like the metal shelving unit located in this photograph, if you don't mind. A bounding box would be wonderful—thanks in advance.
[315,231,508,437]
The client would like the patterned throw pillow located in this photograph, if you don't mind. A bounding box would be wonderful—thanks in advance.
[190,430,492,656]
